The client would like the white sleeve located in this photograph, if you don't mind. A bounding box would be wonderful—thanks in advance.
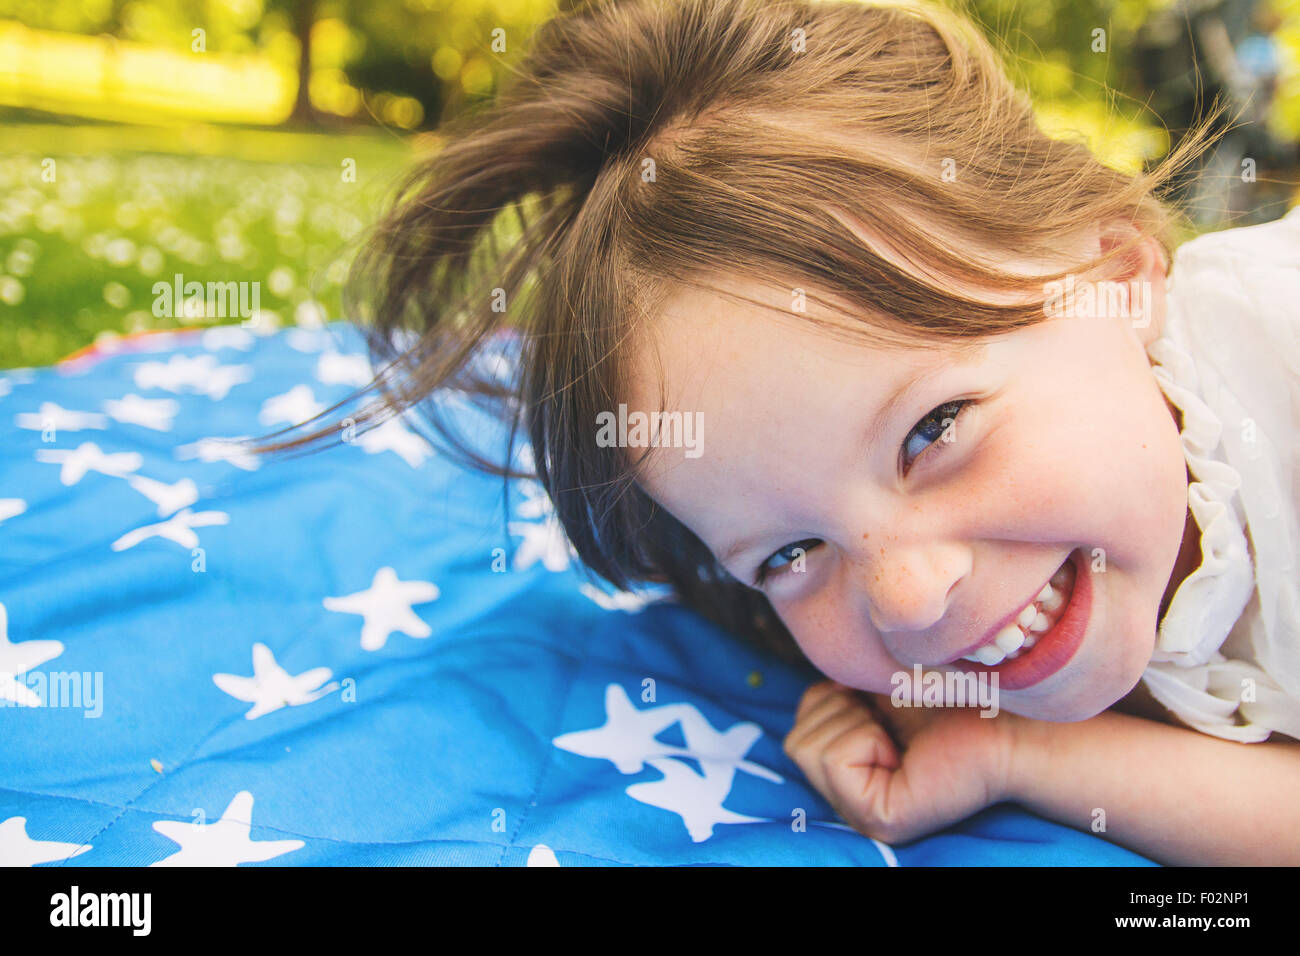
[1140,207,1300,742]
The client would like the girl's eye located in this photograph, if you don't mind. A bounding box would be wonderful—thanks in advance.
[900,399,970,475]
[749,399,971,587]
[753,538,823,588]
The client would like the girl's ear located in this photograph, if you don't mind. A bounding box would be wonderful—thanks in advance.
[1096,221,1169,347]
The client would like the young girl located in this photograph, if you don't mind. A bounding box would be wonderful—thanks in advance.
[257,0,1300,864]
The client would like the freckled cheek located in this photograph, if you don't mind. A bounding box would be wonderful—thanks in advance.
[1073,392,1189,538]
[776,594,903,693]
[983,400,1161,527]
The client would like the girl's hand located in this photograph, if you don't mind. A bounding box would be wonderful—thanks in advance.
[783,679,1024,844]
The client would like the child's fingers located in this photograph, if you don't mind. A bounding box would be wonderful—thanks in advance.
[786,692,901,772]
[787,684,872,752]
[821,727,905,837]
[785,706,873,761]
[796,718,903,833]
[786,680,903,783]
[785,710,879,800]
[827,718,901,775]
[793,679,850,723]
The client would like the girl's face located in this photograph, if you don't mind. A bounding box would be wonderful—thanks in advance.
[625,229,1192,722]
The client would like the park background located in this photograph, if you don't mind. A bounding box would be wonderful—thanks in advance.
[0,0,1297,370]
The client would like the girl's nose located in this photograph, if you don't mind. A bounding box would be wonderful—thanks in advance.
[857,543,966,636]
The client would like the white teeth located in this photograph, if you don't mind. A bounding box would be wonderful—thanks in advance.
[956,564,1075,666]
[1036,584,1065,613]
[993,623,1025,654]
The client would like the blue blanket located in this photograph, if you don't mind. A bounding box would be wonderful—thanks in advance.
[0,320,1155,866]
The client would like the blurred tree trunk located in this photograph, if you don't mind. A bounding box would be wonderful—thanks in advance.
[102,0,130,37]
[290,0,318,123]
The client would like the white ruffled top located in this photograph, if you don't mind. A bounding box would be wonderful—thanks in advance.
[1140,205,1300,743]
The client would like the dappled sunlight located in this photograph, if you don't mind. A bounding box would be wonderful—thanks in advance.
[0,21,296,124]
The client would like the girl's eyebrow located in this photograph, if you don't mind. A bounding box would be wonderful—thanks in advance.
[716,355,965,568]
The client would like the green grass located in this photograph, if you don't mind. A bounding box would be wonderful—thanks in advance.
[0,121,415,369]
[2,116,1291,370]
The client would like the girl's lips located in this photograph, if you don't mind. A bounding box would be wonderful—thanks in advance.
[943,547,1092,691]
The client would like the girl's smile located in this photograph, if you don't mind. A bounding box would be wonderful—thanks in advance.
[625,228,1199,723]
[936,546,1090,691]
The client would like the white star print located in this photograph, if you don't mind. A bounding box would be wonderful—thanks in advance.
[0,817,92,866]
[512,442,537,476]
[469,347,517,386]
[526,844,560,866]
[323,567,439,651]
[553,684,698,775]
[134,355,206,393]
[213,643,339,719]
[675,709,783,785]
[579,583,662,612]
[35,442,142,485]
[175,436,261,471]
[101,394,180,431]
[201,325,255,351]
[626,757,768,842]
[389,328,420,351]
[316,350,372,387]
[0,498,26,525]
[125,475,199,517]
[0,602,64,707]
[428,387,476,418]
[259,385,325,427]
[507,481,579,571]
[286,327,332,353]
[0,369,35,398]
[133,354,252,400]
[356,417,432,468]
[111,507,229,551]
[14,401,108,432]
[553,684,783,843]
[150,791,304,866]
[514,480,554,519]
[508,513,578,572]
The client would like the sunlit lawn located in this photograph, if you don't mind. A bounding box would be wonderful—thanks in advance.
[0,121,415,369]
[3,106,1290,371]
[0,110,1157,371]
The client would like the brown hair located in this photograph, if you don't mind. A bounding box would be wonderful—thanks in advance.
[249,0,1226,667]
